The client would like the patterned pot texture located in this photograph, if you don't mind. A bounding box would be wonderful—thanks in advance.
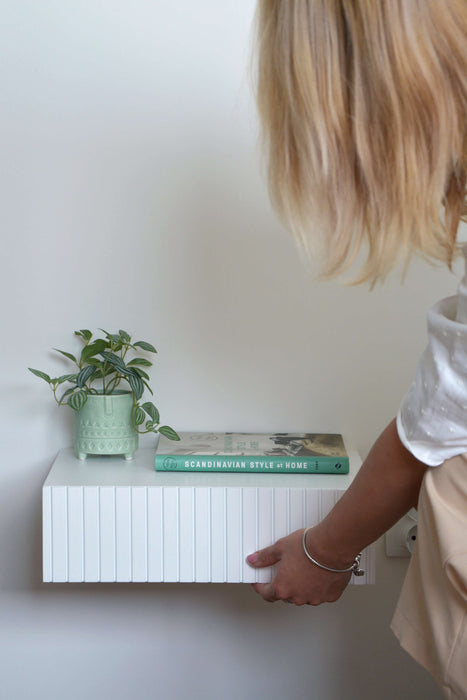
[74,391,138,460]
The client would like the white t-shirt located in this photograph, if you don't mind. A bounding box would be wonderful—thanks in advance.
[397,244,467,466]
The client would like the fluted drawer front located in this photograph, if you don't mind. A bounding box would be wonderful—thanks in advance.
[43,477,375,585]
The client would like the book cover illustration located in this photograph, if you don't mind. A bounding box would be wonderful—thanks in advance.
[155,432,349,474]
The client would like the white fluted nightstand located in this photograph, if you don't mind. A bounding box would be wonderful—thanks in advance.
[43,447,375,584]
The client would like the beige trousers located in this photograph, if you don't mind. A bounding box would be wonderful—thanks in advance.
[391,453,467,700]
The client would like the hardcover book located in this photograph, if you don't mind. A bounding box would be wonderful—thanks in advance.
[155,432,349,474]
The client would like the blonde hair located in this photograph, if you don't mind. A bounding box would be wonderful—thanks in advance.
[255,0,467,284]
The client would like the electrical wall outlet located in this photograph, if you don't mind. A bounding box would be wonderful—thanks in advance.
[385,508,418,557]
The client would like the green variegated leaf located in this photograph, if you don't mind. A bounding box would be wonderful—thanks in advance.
[127,373,144,400]
[75,329,93,343]
[142,401,160,424]
[145,420,155,431]
[59,386,77,404]
[55,374,77,386]
[133,406,146,426]
[100,330,122,349]
[102,352,127,374]
[68,390,88,411]
[86,357,104,367]
[28,368,51,383]
[53,348,78,364]
[127,358,152,367]
[81,339,109,364]
[132,367,150,381]
[133,341,157,353]
[76,365,97,387]
[158,426,180,441]
[119,330,131,343]
[103,352,129,378]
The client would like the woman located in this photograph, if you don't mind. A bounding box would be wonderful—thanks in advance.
[246,2,467,697]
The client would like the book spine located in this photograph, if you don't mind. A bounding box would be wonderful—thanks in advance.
[154,455,349,474]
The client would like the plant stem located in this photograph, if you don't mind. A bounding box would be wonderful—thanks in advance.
[106,374,122,394]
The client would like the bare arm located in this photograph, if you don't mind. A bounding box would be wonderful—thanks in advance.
[247,419,428,605]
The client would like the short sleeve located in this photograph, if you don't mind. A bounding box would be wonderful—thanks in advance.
[397,245,467,466]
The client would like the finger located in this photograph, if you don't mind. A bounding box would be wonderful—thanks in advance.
[246,544,280,569]
[251,583,278,602]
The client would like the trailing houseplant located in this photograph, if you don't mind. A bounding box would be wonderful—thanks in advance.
[29,328,179,459]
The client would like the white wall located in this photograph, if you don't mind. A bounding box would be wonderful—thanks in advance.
[0,1,454,697]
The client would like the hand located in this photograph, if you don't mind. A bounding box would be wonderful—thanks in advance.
[246,528,352,606]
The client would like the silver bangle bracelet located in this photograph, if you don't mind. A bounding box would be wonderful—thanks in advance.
[302,527,365,577]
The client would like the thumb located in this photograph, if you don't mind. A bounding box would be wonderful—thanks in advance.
[246,543,281,569]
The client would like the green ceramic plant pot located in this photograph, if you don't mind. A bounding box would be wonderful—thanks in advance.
[74,391,138,460]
